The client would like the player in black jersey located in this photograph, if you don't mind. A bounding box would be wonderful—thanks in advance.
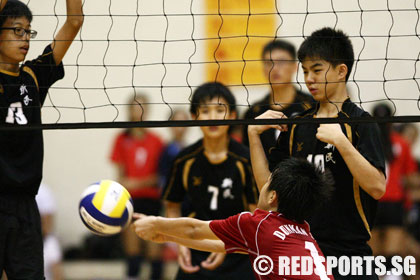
[242,40,314,156]
[248,28,386,279]
[162,82,258,280]
[0,0,83,279]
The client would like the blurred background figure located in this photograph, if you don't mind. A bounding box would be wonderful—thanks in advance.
[158,109,190,264]
[110,94,164,280]
[158,109,189,189]
[241,39,313,154]
[370,104,418,280]
[35,183,64,280]
[397,123,420,280]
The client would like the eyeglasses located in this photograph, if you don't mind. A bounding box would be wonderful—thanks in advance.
[0,27,37,38]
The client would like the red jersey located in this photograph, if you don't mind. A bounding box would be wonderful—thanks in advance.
[210,209,333,280]
[381,132,418,202]
[110,131,164,199]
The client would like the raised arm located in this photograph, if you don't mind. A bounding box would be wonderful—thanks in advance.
[317,124,386,199]
[248,110,287,190]
[51,0,84,65]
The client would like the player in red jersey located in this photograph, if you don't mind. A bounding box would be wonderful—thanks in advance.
[370,104,418,277]
[132,157,334,280]
[111,94,165,280]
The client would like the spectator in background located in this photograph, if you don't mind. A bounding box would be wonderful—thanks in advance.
[242,40,313,155]
[110,94,164,280]
[370,104,418,280]
[158,109,189,188]
[157,109,190,263]
[398,123,419,149]
[35,183,64,280]
[399,124,420,267]
[162,82,258,280]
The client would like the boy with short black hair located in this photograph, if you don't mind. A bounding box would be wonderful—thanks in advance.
[248,27,386,279]
[0,0,83,278]
[134,157,334,280]
[162,82,258,279]
[242,39,313,155]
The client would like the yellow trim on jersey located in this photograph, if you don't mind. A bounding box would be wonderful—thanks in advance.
[242,194,249,211]
[236,161,246,186]
[353,179,372,237]
[228,150,250,164]
[0,68,19,76]
[162,146,203,200]
[183,158,195,191]
[109,189,130,218]
[289,124,297,155]
[92,180,113,211]
[188,212,196,218]
[22,66,39,91]
[345,122,372,237]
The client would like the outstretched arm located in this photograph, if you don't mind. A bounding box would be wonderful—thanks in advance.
[133,213,219,241]
[51,0,84,65]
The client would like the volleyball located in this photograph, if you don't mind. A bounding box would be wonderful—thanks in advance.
[79,180,134,236]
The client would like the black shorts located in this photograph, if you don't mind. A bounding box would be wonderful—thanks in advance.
[374,201,404,228]
[319,241,378,279]
[407,202,420,241]
[132,198,161,216]
[175,250,255,280]
[0,194,44,280]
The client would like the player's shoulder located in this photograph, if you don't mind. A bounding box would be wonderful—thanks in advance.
[173,139,204,164]
[145,131,164,144]
[244,94,270,118]
[244,209,280,227]
[293,103,318,119]
[115,131,129,142]
[228,138,251,162]
[24,44,55,67]
[340,99,370,118]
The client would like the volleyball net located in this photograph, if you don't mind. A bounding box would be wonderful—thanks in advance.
[7,0,420,129]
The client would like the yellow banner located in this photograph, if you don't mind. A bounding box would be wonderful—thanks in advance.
[205,0,276,85]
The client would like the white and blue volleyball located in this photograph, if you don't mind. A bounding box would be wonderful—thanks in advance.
[79,180,133,236]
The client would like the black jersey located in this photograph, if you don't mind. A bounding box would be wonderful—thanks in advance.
[0,45,64,196]
[268,99,385,256]
[163,138,258,220]
[242,89,314,156]
[163,138,258,279]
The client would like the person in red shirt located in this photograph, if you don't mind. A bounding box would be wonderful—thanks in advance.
[133,157,334,280]
[110,94,164,280]
[370,104,418,278]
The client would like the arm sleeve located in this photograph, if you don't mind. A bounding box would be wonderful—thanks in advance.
[355,121,386,174]
[161,157,186,202]
[24,44,65,105]
[268,128,291,172]
[209,212,252,254]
